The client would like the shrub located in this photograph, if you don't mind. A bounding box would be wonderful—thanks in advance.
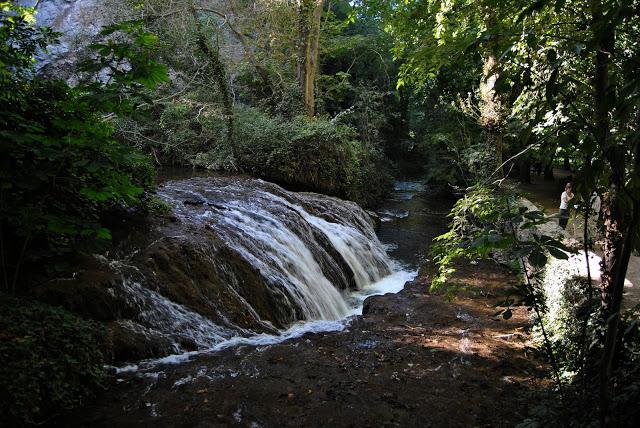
[537,260,600,379]
[526,256,640,426]
[240,112,361,195]
[0,8,167,290]
[0,296,106,425]
[193,106,392,206]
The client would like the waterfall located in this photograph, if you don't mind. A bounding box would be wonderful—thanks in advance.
[104,176,407,362]
[118,279,237,349]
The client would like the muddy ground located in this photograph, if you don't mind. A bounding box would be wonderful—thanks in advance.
[63,260,550,427]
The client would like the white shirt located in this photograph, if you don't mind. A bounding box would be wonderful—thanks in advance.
[560,191,572,210]
[590,192,601,213]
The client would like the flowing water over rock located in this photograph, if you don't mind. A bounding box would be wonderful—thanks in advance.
[66,180,545,428]
[45,176,411,364]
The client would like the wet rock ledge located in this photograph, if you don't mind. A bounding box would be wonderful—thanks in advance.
[62,260,547,428]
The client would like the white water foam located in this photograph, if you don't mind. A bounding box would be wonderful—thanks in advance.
[114,267,416,373]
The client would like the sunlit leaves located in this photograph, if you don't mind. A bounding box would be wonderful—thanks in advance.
[431,184,574,292]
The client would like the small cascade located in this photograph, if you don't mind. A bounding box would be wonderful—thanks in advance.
[118,279,237,348]
[298,206,393,288]
[93,176,408,362]
[158,178,395,321]
[203,203,350,320]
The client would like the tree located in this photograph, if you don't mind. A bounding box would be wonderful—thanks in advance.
[366,0,640,422]
[297,0,325,116]
[190,6,237,163]
[361,0,522,174]
[495,2,639,421]
[0,3,168,291]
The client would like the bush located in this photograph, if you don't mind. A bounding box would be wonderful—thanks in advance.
[537,260,600,379]
[238,109,361,195]
[0,296,106,425]
[530,256,640,426]
[193,106,392,206]
[0,9,167,289]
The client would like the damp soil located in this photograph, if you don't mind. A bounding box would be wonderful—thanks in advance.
[59,181,550,427]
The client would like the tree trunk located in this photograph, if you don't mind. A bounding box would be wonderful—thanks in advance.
[191,8,236,162]
[599,194,639,426]
[479,52,504,176]
[399,86,409,139]
[591,1,628,423]
[196,34,236,159]
[218,6,280,112]
[544,162,554,180]
[297,0,323,117]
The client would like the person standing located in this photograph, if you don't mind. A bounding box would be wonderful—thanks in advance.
[590,191,601,220]
[559,182,573,229]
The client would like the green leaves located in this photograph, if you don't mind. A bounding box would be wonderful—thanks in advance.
[516,0,550,23]
[528,248,548,268]
[1,11,161,285]
[431,184,575,293]
[0,297,105,425]
[78,19,169,115]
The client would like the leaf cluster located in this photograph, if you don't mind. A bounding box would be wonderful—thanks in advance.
[0,5,168,290]
[431,184,571,299]
[0,295,106,426]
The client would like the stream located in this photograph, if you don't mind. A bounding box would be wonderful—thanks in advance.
[107,175,449,371]
[66,176,458,427]
[112,174,446,373]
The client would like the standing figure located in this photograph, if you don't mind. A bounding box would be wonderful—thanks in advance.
[559,182,573,229]
[590,191,601,220]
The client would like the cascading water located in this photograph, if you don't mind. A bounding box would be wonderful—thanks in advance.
[101,176,412,365]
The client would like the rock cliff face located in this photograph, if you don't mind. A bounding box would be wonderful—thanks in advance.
[37,177,394,363]
[28,0,244,78]
[25,0,125,76]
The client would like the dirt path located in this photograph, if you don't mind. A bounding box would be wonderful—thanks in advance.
[65,261,548,427]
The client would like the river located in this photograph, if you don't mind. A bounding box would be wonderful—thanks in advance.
[64,175,460,427]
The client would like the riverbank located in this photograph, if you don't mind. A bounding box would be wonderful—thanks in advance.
[57,180,550,427]
[64,260,547,427]
[514,171,640,309]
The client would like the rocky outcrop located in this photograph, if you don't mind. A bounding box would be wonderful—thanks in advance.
[35,177,393,364]
[25,0,127,77]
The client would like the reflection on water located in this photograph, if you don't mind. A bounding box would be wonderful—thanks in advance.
[376,180,454,268]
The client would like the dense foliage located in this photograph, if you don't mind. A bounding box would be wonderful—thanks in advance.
[2,0,639,425]
[107,0,400,204]
[529,265,640,427]
[0,5,166,425]
[363,0,640,424]
[0,297,105,425]
[0,6,168,290]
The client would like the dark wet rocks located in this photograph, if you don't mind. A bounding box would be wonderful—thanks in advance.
[63,261,546,428]
[183,199,228,210]
[365,210,382,231]
[183,198,205,205]
[33,176,390,364]
[106,320,180,363]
